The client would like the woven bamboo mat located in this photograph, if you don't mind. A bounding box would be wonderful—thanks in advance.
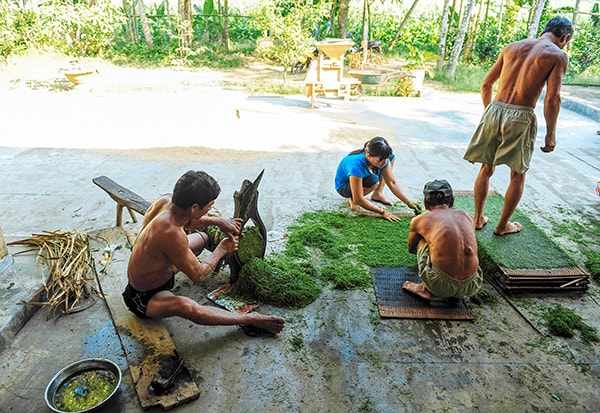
[370,267,473,320]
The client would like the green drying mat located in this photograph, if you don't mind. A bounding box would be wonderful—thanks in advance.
[453,193,588,292]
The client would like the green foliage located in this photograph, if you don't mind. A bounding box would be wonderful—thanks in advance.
[0,0,598,83]
[585,250,600,282]
[143,2,180,50]
[0,3,47,60]
[193,0,222,45]
[434,65,488,93]
[38,0,123,57]
[227,15,261,44]
[473,19,502,64]
[0,3,19,60]
[250,0,327,78]
[567,20,600,76]
[541,304,599,344]
[469,288,498,306]
[404,44,438,71]
[106,41,172,66]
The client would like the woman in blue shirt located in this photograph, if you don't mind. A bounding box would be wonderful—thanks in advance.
[335,137,421,221]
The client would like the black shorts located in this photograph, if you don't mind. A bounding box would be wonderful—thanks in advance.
[122,276,175,318]
[336,175,379,198]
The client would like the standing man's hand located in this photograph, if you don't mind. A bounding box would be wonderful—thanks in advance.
[540,144,556,152]
[540,132,556,153]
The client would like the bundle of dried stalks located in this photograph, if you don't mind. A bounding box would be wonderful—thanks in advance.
[8,230,104,320]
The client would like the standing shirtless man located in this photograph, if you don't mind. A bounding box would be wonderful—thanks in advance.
[463,16,573,235]
[123,170,285,334]
[402,180,482,301]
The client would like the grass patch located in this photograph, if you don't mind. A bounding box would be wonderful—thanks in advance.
[469,288,498,306]
[288,210,415,268]
[288,333,305,352]
[320,263,371,290]
[585,250,600,281]
[541,304,599,344]
[453,195,576,269]
[546,207,600,281]
[226,210,416,308]
[432,65,488,93]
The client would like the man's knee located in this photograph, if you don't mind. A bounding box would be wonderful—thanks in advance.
[163,295,200,319]
[480,163,495,177]
[510,169,526,181]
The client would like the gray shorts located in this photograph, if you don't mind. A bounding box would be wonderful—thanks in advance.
[417,244,482,298]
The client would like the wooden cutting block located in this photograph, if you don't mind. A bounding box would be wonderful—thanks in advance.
[89,227,199,410]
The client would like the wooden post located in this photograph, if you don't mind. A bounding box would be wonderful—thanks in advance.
[0,225,7,261]
[0,225,12,274]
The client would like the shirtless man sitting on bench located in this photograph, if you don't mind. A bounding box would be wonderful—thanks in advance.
[123,170,285,334]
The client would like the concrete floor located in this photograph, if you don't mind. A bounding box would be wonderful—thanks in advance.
[0,66,599,412]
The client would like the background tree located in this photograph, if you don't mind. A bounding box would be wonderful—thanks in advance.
[446,0,476,76]
[437,0,452,70]
[387,0,420,50]
[336,0,349,39]
[528,0,547,38]
[139,0,153,47]
[179,0,193,49]
[251,0,328,82]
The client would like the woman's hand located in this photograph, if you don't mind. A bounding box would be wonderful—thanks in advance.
[381,210,401,222]
[408,202,423,215]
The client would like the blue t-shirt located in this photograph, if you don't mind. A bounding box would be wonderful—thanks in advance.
[334,152,395,191]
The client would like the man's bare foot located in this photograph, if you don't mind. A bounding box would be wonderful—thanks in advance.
[494,221,522,235]
[371,195,393,206]
[246,313,285,334]
[475,216,488,230]
[402,281,433,302]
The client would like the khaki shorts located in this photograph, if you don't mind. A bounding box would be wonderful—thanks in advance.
[463,100,537,175]
[417,244,482,298]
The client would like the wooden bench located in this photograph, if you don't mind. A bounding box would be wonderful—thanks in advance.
[93,176,151,226]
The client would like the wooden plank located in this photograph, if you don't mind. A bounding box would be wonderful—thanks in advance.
[89,227,200,410]
[93,176,151,226]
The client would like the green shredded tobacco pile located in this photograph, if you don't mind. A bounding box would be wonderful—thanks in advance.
[226,210,415,308]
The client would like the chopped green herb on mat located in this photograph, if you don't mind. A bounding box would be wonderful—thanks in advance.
[454,195,576,269]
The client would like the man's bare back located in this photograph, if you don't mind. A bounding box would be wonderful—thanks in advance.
[487,37,569,109]
[408,207,479,280]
